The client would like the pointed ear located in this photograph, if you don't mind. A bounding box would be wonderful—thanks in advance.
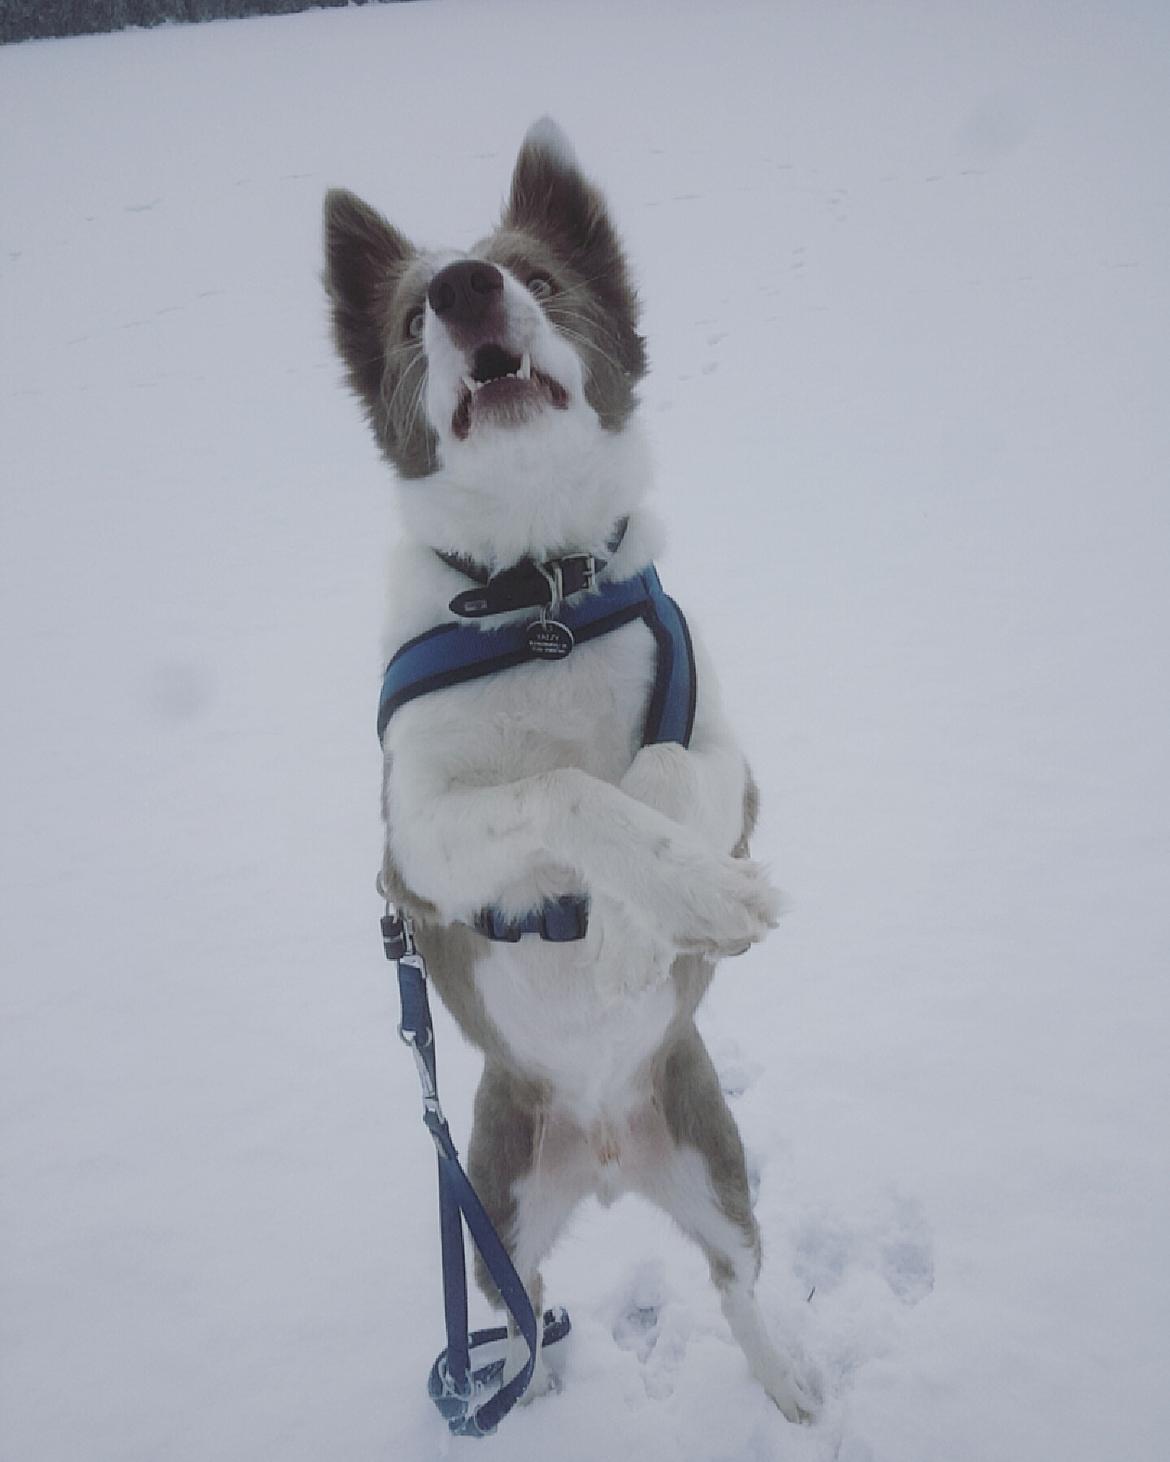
[504,117,618,262]
[322,188,414,403]
[503,119,647,427]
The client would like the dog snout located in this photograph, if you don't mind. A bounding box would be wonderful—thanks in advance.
[428,260,504,329]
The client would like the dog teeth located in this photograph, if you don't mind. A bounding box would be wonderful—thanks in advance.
[462,356,531,395]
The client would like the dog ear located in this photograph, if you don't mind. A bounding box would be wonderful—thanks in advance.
[504,118,621,265]
[323,189,414,404]
[504,119,647,427]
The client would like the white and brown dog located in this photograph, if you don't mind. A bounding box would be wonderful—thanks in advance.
[323,119,817,1422]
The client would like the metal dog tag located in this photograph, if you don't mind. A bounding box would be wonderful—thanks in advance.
[526,617,574,660]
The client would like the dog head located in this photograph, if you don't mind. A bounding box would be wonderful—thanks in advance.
[323,120,647,490]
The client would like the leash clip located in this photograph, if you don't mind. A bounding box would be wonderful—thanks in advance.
[403,1035,448,1134]
[383,897,450,1142]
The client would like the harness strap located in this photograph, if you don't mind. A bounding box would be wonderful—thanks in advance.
[378,566,692,742]
[474,894,589,943]
[377,566,696,945]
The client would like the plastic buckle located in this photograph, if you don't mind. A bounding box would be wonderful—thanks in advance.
[474,908,522,942]
[381,910,415,962]
[535,895,590,942]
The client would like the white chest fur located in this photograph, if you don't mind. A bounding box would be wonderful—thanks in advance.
[383,592,685,1117]
[384,612,658,909]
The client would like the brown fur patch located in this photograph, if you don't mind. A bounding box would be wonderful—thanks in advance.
[733,764,760,859]
[655,1020,761,1283]
[489,132,647,430]
[467,1062,548,1307]
[322,189,438,478]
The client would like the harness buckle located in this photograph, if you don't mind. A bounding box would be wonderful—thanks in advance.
[535,559,565,608]
[540,553,600,605]
[571,553,599,595]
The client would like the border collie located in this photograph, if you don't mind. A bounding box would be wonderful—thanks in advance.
[323,119,817,1422]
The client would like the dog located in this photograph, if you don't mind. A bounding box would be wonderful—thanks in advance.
[323,118,817,1422]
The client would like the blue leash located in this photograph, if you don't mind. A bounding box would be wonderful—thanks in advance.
[383,909,571,1436]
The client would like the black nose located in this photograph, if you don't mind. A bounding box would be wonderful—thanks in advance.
[427,260,504,326]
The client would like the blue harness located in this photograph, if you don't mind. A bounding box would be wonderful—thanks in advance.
[378,558,697,1435]
[378,563,697,942]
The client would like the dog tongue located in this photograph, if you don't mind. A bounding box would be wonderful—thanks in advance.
[473,343,522,384]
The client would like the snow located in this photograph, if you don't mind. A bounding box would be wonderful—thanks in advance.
[2,2,1168,1459]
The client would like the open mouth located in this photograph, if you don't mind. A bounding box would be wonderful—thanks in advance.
[451,343,570,439]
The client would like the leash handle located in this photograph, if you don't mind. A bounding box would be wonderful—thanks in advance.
[385,908,559,1436]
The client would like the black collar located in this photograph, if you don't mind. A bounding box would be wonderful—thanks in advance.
[437,518,629,619]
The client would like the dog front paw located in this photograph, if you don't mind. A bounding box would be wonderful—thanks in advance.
[647,845,782,958]
[588,897,678,1001]
[682,854,782,956]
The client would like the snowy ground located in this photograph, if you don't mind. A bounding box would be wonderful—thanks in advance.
[2,2,1169,1459]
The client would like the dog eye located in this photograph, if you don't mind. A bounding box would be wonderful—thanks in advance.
[406,309,425,339]
[527,275,554,301]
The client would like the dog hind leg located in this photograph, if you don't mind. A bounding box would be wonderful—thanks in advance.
[642,1025,819,1422]
[467,1066,591,1401]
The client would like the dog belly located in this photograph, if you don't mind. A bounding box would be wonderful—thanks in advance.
[476,937,677,1121]
[530,1096,676,1211]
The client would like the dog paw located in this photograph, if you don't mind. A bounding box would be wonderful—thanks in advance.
[519,1358,557,1403]
[589,898,677,1001]
[665,851,783,958]
[752,1341,823,1424]
[501,1333,553,1404]
[767,1371,821,1425]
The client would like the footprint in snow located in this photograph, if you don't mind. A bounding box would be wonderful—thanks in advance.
[613,1294,660,1364]
[612,1260,691,1400]
[708,1034,762,1099]
[880,1195,935,1304]
[794,1192,934,1307]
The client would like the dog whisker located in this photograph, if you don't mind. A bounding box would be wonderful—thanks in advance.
[545,318,628,379]
[382,351,426,418]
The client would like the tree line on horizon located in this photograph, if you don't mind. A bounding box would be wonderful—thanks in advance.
[1,0,414,45]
